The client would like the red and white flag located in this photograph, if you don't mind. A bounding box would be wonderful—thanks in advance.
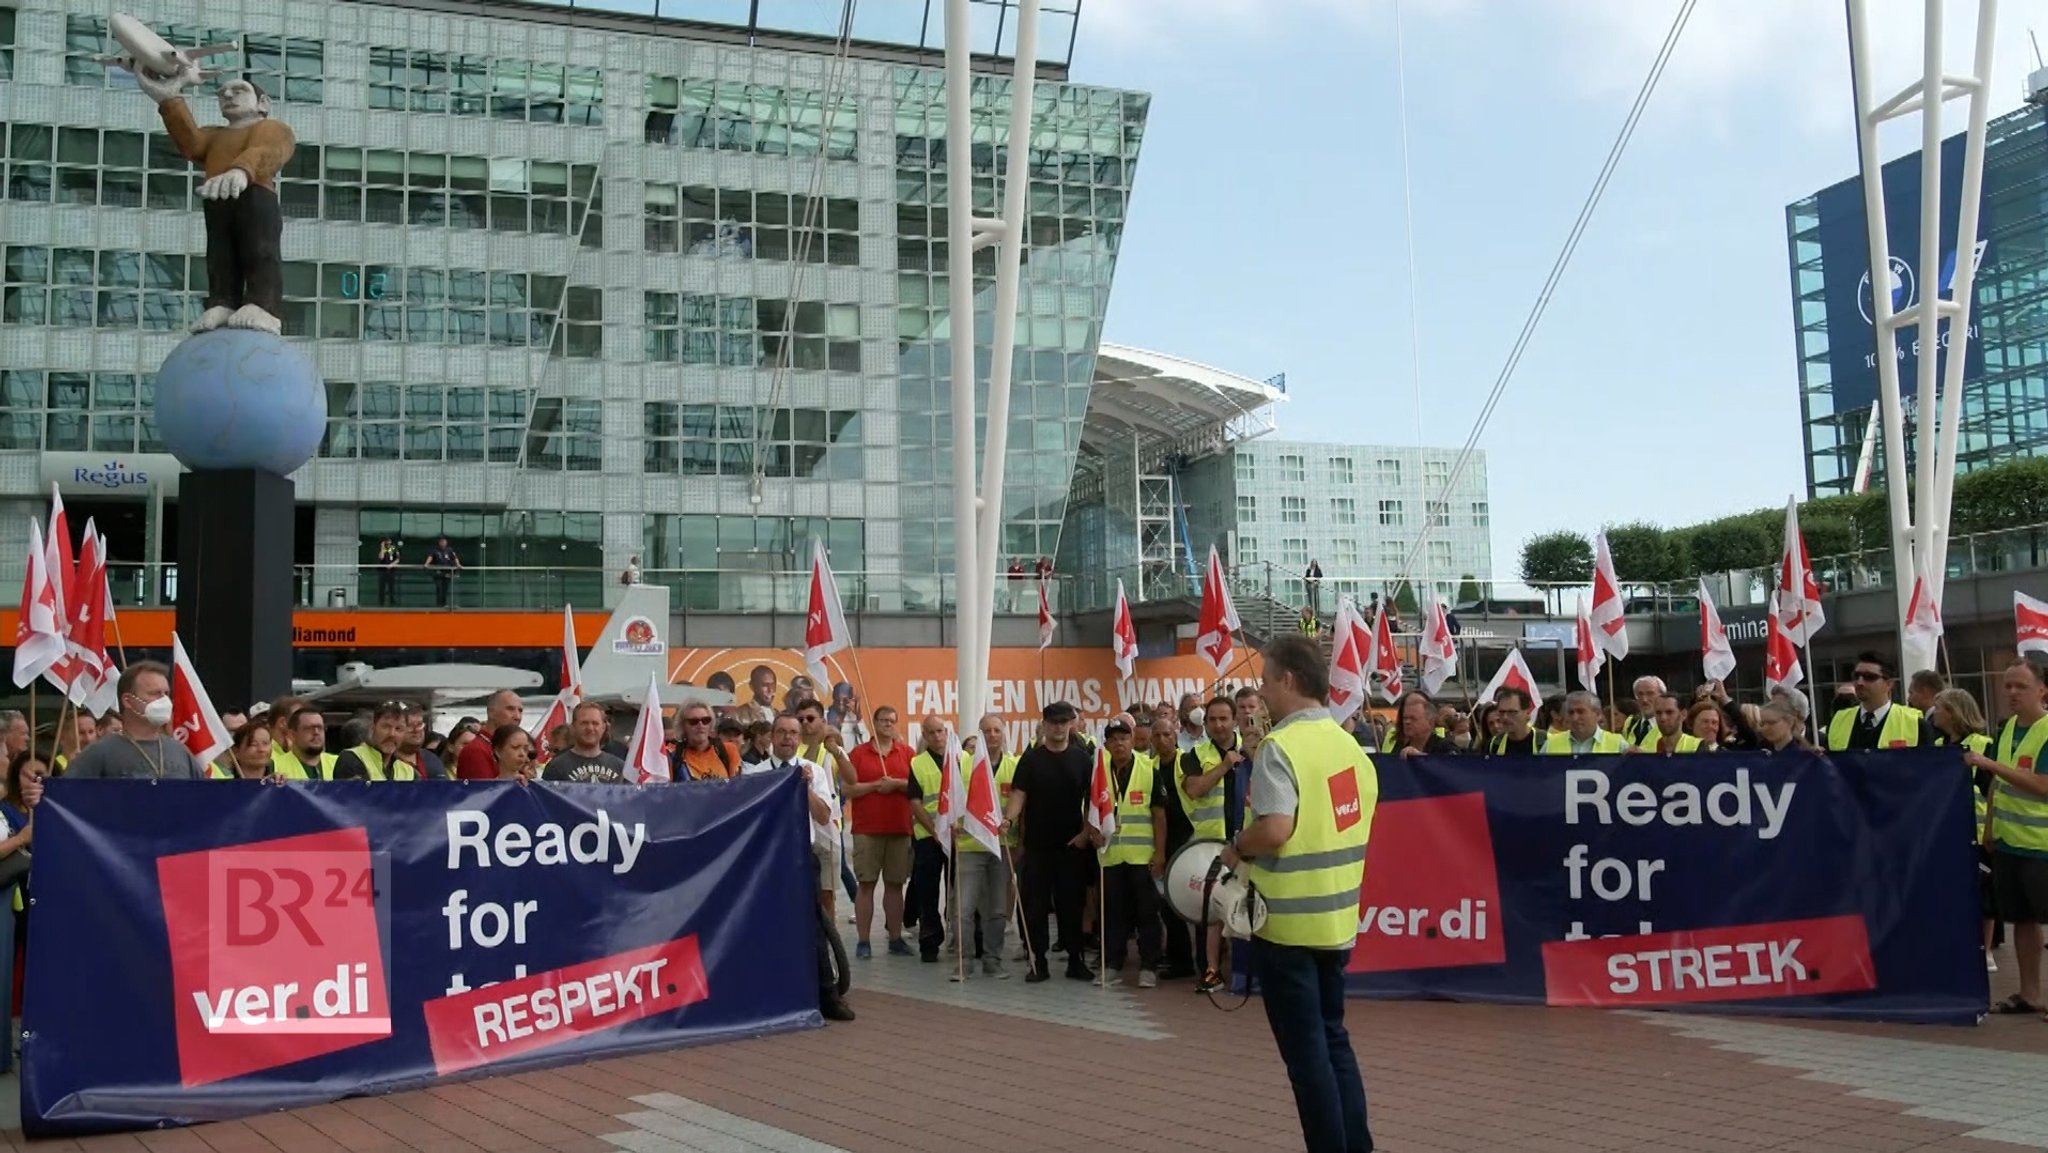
[1477,648,1538,705]
[1195,545,1240,677]
[1037,579,1056,650]
[170,633,233,768]
[44,483,73,635]
[1111,579,1138,681]
[1327,597,1372,724]
[61,521,113,707]
[1367,600,1403,702]
[624,668,672,784]
[1697,579,1737,685]
[2017,591,2048,659]
[1775,497,1827,646]
[1574,594,1605,694]
[1764,591,1805,695]
[12,518,65,688]
[960,737,1005,857]
[1084,743,1117,843]
[1590,530,1628,661]
[1419,599,1456,696]
[934,725,965,858]
[528,603,583,739]
[803,538,852,685]
[1903,558,1944,653]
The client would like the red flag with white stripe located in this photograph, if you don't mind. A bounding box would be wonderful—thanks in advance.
[1590,531,1627,661]
[1764,591,1804,695]
[1477,648,1537,704]
[803,539,852,686]
[1574,594,1605,694]
[61,522,112,707]
[170,633,232,768]
[2017,591,2048,659]
[1195,545,1239,677]
[1327,597,1371,724]
[1698,579,1737,685]
[11,518,65,688]
[624,669,672,783]
[1367,601,1403,703]
[1111,580,1138,681]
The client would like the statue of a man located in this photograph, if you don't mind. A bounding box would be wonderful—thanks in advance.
[135,69,294,336]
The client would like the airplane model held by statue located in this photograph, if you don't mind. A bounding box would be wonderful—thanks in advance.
[95,13,237,86]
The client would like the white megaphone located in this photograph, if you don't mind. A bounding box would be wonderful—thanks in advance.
[1164,839,1266,940]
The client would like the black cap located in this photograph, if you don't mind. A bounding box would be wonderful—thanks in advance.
[1042,701,1078,723]
[1103,717,1132,736]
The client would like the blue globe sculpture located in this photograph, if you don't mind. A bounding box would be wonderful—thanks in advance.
[153,328,326,476]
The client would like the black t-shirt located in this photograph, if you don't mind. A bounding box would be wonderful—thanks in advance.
[1013,742,1092,851]
[1488,732,1539,757]
[542,749,629,783]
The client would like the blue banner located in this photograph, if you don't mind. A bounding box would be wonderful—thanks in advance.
[1345,750,1986,1024]
[22,774,820,1136]
[1814,130,1987,417]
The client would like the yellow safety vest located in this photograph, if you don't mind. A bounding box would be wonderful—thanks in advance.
[1825,704,1925,751]
[272,749,333,781]
[909,750,944,841]
[1244,713,1376,949]
[337,744,419,782]
[1098,753,1159,867]
[206,762,232,779]
[1636,729,1703,754]
[1939,733,1994,840]
[1180,740,1232,841]
[1991,716,2048,855]
[963,752,1021,854]
[1540,728,1629,755]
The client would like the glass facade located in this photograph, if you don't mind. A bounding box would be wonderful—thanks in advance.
[1788,107,2048,496]
[0,0,1144,612]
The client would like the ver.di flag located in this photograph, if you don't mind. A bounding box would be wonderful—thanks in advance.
[1110,580,1138,681]
[624,669,672,784]
[1590,531,1628,661]
[1903,557,1944,669]
[2020,591,2048,659]
[803,539,852,686]
[1194,545,1239,677]
[1765,591,1805,696]
[1037,579,1056,650]
[1574,594,1605,694]
[1698,579,1737,685]
[960,739,1004,857]
[1776,496,1827,646]
[529,603,583,739]
[1477,648,1537,705]
[1367,600,1403,702]
[61,522,112,708]
[1419,598,1456,696]
[169,633,232,768]
[12,518,64,688]
[1327,597,1371,724]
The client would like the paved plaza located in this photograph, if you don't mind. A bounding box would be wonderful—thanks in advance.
[7,944,2048,1152]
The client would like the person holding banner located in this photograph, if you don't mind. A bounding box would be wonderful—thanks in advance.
[1966,658,2048,1015]
[1825,653,1934,751]
[1486,688,1540,756]
[1223,635,1376,1153]
[46,663,200,782]
[1541,693,1627,755]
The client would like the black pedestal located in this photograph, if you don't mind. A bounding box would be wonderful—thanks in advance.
[175,469,294,713]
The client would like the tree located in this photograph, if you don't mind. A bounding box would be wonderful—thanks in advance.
[1953,456,2048,533]
[1688,519,1773,574]
[1603,522,1681,584]
[1520,531,1592,612]
[1456,573,1484,606]
[1390,579,1420,617]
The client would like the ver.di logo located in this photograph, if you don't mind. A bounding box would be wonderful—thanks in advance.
[156,828,392,1086]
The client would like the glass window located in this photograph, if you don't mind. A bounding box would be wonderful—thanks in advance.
[1378,499,1404,527]
[1279,455,1306,484]
[1280,496,1306,524]
[1331,497,1357,525]
[1235,495,1255,523]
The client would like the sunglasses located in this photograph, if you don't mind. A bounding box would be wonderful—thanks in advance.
[682,716,713,725]
[1852,671,1886,683]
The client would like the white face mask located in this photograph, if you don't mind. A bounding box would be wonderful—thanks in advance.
[1184,707,1202,727]
[141,696,175,727]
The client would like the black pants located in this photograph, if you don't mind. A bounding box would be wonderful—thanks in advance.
[433,573,453,606]
[1021,844,1091,974]
[377,568,396,605]
[911,837,947,959]
[202,183,284,320]
[1102,863,1161,974]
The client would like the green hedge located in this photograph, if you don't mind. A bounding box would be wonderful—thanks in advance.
[1517,456,2048,583]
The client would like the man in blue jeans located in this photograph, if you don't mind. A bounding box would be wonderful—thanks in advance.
[1222,635,1377,1153]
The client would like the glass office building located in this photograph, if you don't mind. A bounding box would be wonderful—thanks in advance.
[1786,105,2048,497]
[0,0,1136,611]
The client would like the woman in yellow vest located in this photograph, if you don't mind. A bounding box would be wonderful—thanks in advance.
[1930,687,1999,971]
[1223,635,1375,1153]
[209,720,277,780]
[1541,692,1629,754]
[1965,659,2048,1013]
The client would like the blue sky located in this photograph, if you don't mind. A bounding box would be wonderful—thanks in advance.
[1069,0,2039,585]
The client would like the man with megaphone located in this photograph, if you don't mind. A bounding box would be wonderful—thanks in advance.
[1221,634,1378,1153]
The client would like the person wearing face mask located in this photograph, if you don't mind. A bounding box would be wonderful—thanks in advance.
[34,662,202,783]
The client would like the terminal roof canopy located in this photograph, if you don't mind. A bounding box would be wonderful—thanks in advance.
[544,0,1082,71]
[1083,343,1285,471]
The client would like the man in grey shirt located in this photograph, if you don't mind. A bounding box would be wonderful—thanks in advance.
[36,662,202,787]
[541,701,629,783]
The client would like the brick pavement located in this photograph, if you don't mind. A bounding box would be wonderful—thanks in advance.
[10,943,2048,1152]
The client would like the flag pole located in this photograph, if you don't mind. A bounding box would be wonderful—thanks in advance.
[109,613,128,671]
[1006,847,1035,977]
[953,843,965,985]
[1096,853,1108,989]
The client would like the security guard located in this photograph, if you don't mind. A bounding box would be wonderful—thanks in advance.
[329,702,421,781]
[1966,658,2048,1013]
[1223,634,1375,1153]
[1825,651,1934,751]
[1540,691,1628,754]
